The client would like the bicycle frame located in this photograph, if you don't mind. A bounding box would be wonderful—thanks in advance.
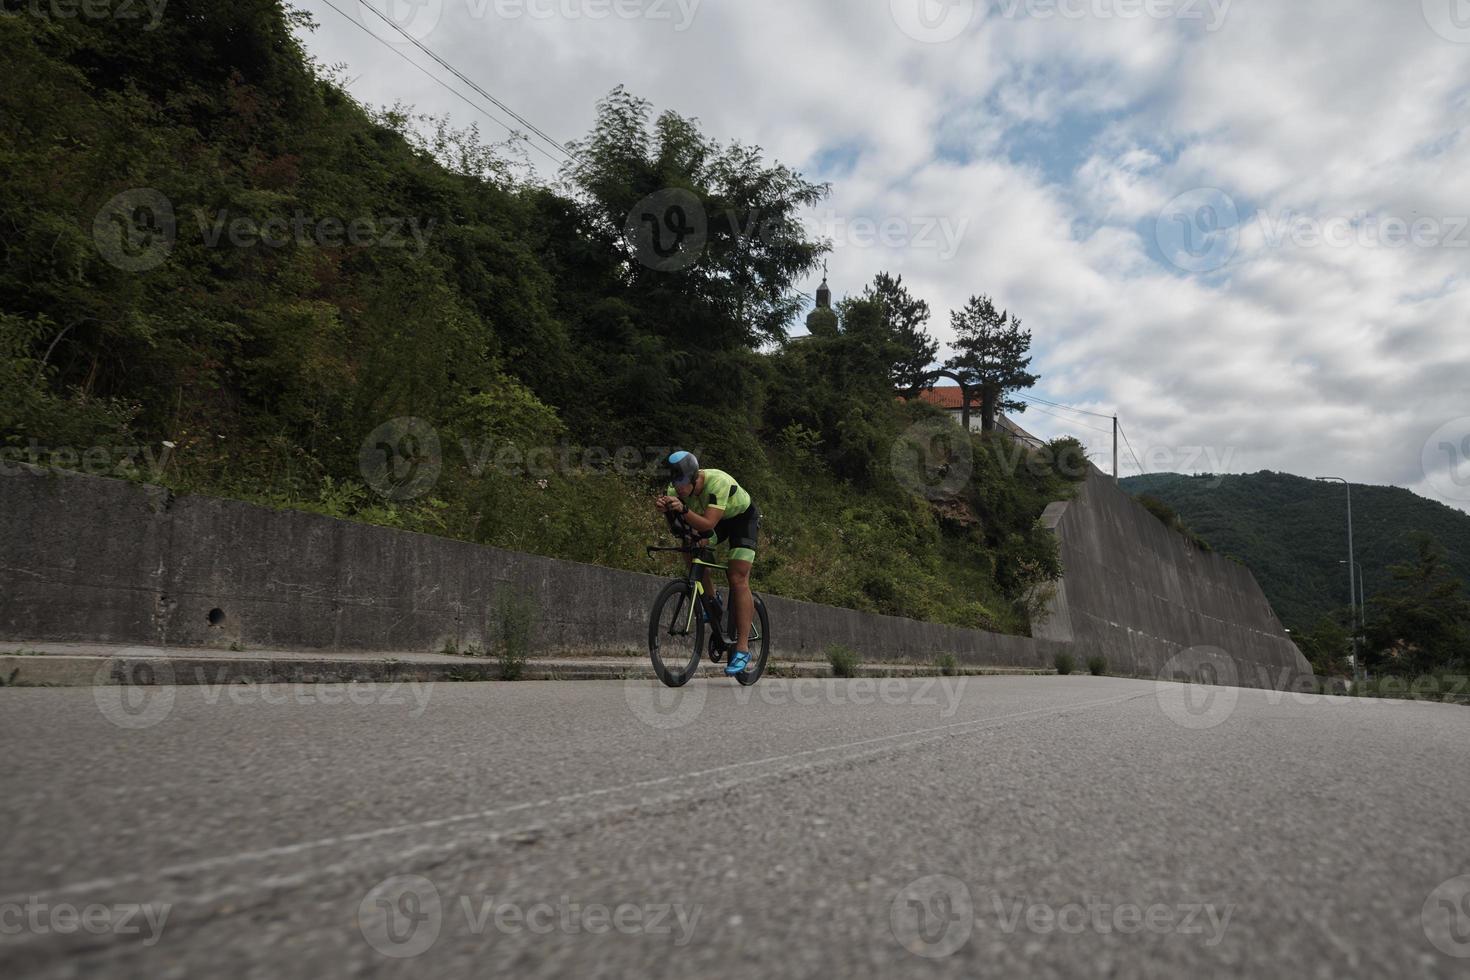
[646,542,757,650]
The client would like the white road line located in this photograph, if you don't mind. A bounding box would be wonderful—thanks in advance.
[0,690,1140,907]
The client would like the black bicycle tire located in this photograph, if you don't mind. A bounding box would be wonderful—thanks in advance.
[734,595,771,686]
[648,580,704,687]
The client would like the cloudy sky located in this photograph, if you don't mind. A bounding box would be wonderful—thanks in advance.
[294,0,1470,511]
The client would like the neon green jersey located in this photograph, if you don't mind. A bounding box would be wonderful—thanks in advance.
[667,468,750,519]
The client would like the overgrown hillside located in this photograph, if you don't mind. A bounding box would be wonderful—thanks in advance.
[1123,471,1470,631]
[0,2,1085,634]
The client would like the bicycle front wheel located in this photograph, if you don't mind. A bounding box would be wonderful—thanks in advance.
[734,594,771,686]
[648,580,704,688]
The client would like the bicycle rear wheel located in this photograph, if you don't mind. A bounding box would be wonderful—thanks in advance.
[648,580,704,687]
[733,594,771,686]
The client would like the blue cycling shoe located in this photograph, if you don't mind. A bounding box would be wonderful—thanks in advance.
[724,650,750,675]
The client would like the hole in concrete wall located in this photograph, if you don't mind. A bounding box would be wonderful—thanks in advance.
[207,608,226,627]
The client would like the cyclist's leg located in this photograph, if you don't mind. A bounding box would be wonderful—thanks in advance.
[717,504,759,654]
[727,558,753,652]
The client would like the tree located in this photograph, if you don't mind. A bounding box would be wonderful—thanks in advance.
[1363,533,1470,674]
[944,295,1038,432]
[1295,613,1352,677]
[863,272,937,397]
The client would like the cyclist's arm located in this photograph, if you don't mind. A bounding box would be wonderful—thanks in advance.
[676,502,723,533]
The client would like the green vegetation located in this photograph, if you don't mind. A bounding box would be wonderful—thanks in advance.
[1054,652,1075,675]
[827,644,861,678]
[1086,655,1107,676]
[0,3,1084,636]
[1135,494,1212,552]
[936,653,958,676]
[1124,472,1470,631]
[494,591,537,681]
[1126,472,1470,677]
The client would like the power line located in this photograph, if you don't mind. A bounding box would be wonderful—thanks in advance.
[1025,393,1116,420]
[317,0,573,170]
[1026,403,1115,435]
[1117,421,1146,476]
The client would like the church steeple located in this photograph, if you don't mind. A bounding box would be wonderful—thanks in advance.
[815,261,831,309]
[805,262,838,337]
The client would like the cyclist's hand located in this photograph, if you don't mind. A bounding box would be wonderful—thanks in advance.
[654,496,670,513]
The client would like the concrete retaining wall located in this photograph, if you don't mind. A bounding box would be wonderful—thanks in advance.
[0,466,1062,669]
[1034,468,1314,690]
[0,465,1313,688]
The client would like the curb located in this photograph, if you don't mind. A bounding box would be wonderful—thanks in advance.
[0,654,1054,688]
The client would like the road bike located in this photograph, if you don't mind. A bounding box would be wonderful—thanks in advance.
[645,536,770,688]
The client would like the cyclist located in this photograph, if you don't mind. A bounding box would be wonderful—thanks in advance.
[654,451,760,676]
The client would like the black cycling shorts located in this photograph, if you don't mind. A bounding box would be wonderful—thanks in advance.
[713,501,761,564]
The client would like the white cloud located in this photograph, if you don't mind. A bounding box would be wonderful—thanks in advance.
[299,0,1470,511]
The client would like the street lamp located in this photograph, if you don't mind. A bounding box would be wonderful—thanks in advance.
[1339,559,1366,624]
[1317,477,1362,684]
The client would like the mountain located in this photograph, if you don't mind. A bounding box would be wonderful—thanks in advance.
[1121,471,1470,631]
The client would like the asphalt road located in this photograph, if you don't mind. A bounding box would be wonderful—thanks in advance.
[2,674,1469,978]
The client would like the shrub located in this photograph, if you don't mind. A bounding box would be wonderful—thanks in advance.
[1054,652,1076,675]
[827,643,861,678]
[495,591,538,681]
[937,653,958,676]
[1086,655,1108,676]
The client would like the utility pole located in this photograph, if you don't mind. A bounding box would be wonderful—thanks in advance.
[1317,477,1361,685]
[1113,415,1119,482]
